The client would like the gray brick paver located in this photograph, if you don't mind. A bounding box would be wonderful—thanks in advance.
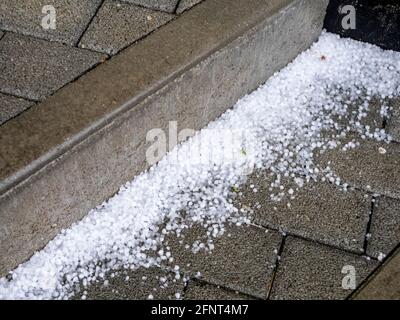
[76,267,184,300]
[270,236,379,300]
[79,0,174,55]
[317,135,400,199]
[0,33,105,100]
[0,93,34,125]
[367,196,400,259]
[185,281,254,300]
[0,0,103,46]
[166,224,282,299]
[236,174,371,253]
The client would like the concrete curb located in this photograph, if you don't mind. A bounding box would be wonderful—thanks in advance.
[352,246,400,300]
[0,0,328,276]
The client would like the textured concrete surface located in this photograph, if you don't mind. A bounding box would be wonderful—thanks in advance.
[317,135,400,199]
[166,224,281,299]
[0,0,328,276]
[0,31,3,39]
[77,267,184,300]
[270,237,378,300]
[367,196,400,259]
[237,176,371,253]
[177,0,203,14]
[0,0,103,45]
[387,100,400,142]
[0,93,34,125]
[185,281,254,300]
[122,0,179,13]
[80,0,174,55]
[0,33,105,100]
[354,247,400,300]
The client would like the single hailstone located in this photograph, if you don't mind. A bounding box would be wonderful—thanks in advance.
[378,147,387,155]
[377,253,386,262]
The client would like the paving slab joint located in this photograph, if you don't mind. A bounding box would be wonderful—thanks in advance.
[267,235,286,300]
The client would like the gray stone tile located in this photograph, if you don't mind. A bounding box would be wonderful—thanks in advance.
[176,0,203,14]
[367,196,400,259]
[0,93,34,125]
[0,33,105,100]
[75,267,184,300]
[166,224,281,299]
[79,0,174,55]
[0,0,103,45]
[0,31,4,39]
[122,0,179,13]
[387,99,400,143]
[317,135,400,199]
[185,281,254,300]
[236,175,371,253]
[270,237,379,300]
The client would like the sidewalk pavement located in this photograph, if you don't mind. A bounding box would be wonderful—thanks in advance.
[0,0,203,125]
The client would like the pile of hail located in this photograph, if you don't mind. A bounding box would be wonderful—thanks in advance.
[1,32,399,300]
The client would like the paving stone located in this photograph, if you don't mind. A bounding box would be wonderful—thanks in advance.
[122,0,179,13]
[166,224,281,299]
[0,31,4,39]
[317,134,400,199]
[367,196,400,259]
[270,237,379,300]
[0,0,103,45]
[236,174,371,253]
[75,267,184,300]
[185,281,254,300]
[176,0,203,14]
[386,99,400,143]
[0,93,34,125]
[79,0,174,55]
[0,33,105,100]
